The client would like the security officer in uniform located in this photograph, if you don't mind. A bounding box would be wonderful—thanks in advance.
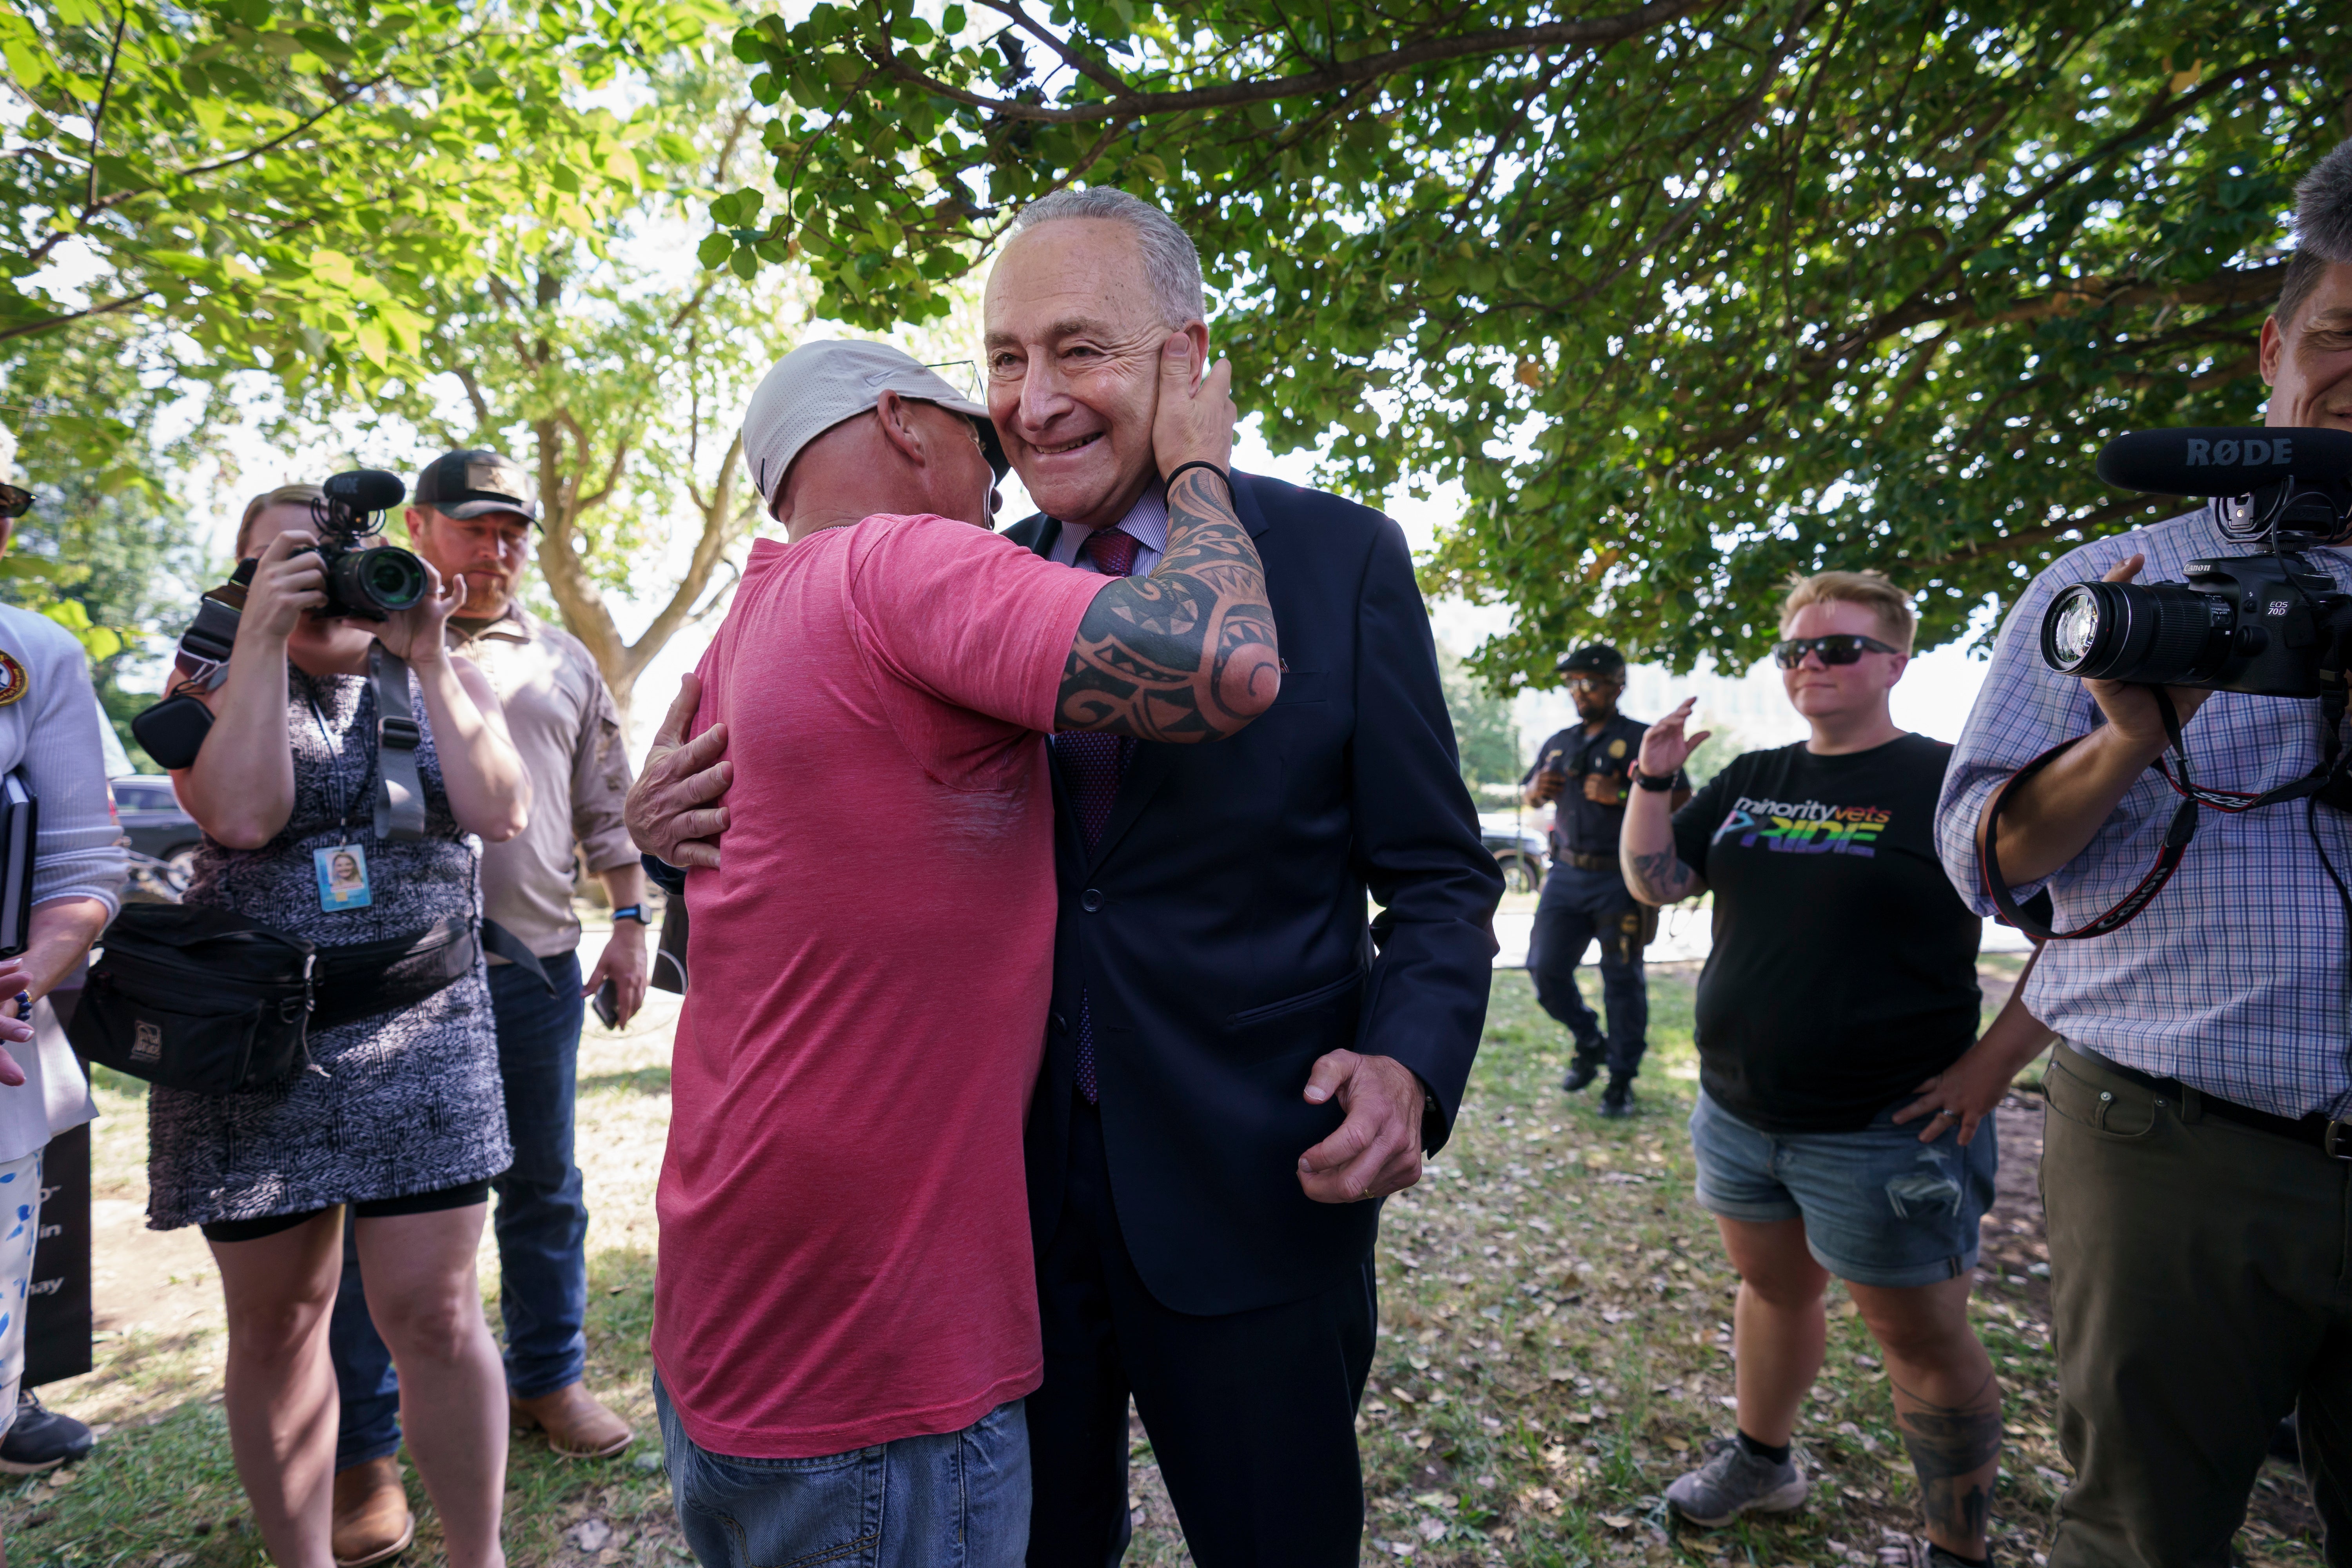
[1522,644,1686,1116]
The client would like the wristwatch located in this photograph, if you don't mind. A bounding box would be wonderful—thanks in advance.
[1629,764,1676,793]
[611,904,648,925]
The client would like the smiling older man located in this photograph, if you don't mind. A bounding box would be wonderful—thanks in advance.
[632,190,1502,1567]
[986,189,1501,1567]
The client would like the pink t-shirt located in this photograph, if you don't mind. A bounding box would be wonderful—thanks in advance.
[653,514,1106,1459]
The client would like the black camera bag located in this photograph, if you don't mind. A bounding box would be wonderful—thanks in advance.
[69,904,317,1094]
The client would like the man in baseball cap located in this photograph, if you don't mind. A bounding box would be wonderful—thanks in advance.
[741,339,1008,510]
[1523,641,1686,1116]
[626,336,1276,1565]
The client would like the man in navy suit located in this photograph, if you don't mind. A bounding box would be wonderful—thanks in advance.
[632,188,1501,1566]
[981,188,1501,1566]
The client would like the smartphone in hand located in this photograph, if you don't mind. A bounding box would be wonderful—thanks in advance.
[592,978,621,1029]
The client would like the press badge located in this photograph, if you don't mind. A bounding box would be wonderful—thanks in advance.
[314,844,373,911]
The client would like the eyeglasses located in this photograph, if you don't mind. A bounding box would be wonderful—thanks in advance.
[1771,633,1900,669]
[0,485,29,521]
[1564,675,1621,693]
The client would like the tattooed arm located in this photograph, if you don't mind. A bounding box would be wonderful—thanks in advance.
[1055,339,1280,741]
[1620,695,1711,904]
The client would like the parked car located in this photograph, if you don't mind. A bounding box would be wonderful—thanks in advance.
[1479,812,1548,895]
[112,774,202,888]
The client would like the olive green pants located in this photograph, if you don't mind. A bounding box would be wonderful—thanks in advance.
[2042,1042,2352,1567]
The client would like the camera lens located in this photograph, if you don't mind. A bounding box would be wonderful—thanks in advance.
[2048,587,2104,670]
[2039,578,2232,684]
[324,543,429,619]
[356,548,428,612]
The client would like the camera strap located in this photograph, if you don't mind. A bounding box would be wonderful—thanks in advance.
[370,643,428,842]
[1984,688,2350,940]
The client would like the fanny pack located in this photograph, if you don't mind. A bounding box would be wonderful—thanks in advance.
[71,905,484,1095]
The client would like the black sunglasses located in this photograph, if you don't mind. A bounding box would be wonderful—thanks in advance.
[0,485,29,521]
[1771,633,1900,669]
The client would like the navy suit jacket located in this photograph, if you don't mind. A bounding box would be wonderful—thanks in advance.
[1007,470,1503,1317]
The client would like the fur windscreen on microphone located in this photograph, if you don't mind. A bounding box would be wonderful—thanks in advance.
[2296,136,2352,265]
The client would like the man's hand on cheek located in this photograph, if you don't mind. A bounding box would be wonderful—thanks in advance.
[1296,1050,1428,1204]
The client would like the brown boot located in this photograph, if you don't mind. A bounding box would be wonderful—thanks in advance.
[330,1456,414,1568]
[509,1383,633,1460]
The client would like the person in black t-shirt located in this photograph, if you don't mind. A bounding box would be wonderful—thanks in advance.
[1520,644,1687,1116]
[1619,572,2051,1566]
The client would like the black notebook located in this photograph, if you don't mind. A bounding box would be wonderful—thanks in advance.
[0,769,36,958]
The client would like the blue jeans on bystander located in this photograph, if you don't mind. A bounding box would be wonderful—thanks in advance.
[333,949,589,1466]
[654,1376,1030,1568]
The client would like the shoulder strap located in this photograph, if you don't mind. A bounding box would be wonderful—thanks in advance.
[370,642,428,842]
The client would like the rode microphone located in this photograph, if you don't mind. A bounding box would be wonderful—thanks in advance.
[2096,426,2352,497]
[322,468,407,514]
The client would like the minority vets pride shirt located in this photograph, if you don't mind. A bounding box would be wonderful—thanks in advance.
[1670,733,1982,1133]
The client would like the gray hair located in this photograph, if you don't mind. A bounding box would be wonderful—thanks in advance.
[1012,187,1206,327]
[2279,136,2352,326]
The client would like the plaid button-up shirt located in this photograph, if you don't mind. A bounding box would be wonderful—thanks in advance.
[1936,505,2352,1120]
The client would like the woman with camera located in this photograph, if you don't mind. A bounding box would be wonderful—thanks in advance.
[148,488,527,1568]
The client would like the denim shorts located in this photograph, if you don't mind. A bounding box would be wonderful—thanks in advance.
[655,1375,1030,1568]
[1688,1089,1996,1289]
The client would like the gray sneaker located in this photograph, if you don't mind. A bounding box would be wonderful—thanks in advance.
[1664,1436,1808,1526]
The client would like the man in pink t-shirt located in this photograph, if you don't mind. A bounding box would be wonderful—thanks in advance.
[630,338,1278,1568]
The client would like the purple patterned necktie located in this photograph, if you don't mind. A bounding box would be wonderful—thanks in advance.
[1059,526,1140,1103]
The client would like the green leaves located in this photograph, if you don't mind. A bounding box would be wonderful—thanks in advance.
[717,0,2350,677]
[0,0,731,400]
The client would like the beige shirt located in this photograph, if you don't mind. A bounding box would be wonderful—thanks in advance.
[448,605,635,958]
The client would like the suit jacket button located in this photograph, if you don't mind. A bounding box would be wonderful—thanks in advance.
[1053,1011,1068,1033]
[1080,888,1104,912]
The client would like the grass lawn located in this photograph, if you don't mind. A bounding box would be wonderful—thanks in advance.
[3,956,2322,1566]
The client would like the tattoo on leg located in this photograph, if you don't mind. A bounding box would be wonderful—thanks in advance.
[1889,1371,2002,1546]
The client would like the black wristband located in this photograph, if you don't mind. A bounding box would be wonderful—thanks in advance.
[1164,460,1230,496]
[611,904,647,925]
[1631,765,1676,793]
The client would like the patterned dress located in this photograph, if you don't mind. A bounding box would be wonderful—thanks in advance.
[145,664,512,1230]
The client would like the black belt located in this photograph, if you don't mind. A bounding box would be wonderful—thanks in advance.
[2078,1047,2352,1160]
[1556,851,1618,873]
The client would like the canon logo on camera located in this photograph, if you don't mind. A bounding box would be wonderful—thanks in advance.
[2184,436,2293,467]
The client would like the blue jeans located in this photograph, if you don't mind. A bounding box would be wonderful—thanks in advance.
[1527,863,1649,1078]
[333,949,588,1467]
[655,1376,1030,1568]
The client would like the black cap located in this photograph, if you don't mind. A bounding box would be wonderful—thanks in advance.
[413,449,538,524]
[1557,643,1626,679]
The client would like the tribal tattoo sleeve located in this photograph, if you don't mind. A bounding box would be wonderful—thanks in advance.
[1055,468,1281,741]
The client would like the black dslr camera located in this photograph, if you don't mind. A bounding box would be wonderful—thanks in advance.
[2040,428,2352,695]
[305,469,427,621]
[1989,426,2352,941]
[131,469,425,769]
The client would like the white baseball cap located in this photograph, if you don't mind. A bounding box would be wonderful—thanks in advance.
[742,340,1005,503]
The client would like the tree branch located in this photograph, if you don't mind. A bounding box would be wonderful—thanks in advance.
[83,0,129,214]
[862,0,1711,123]
[0,288,156,343]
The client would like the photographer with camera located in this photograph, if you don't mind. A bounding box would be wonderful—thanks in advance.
[327,450,643,1562]
[143,484,527,1568]
[1936,139,2352,1565]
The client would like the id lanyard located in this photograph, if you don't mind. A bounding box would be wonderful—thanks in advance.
[307,691,376,913]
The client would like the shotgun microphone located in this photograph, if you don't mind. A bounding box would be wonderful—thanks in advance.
[2096,426,2352,497]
